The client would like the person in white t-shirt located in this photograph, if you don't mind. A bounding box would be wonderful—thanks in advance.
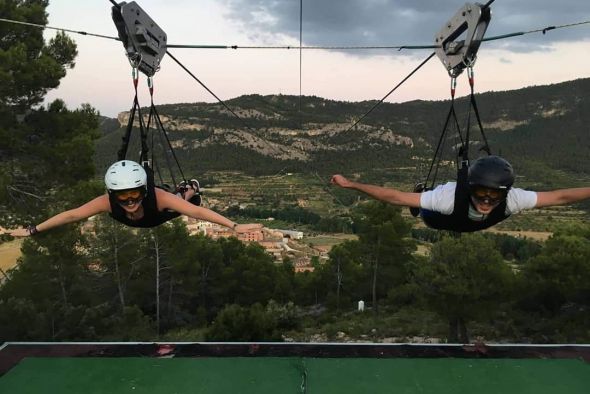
[331,156,590,232]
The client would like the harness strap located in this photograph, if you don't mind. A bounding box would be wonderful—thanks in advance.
[464,66,492,161]
[117,68,150,163]
[425,77,462,189]
[144,76,187,189]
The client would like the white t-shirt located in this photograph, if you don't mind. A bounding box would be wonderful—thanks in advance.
[420,182,537,221]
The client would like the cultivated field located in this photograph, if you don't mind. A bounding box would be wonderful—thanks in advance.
[0,239,22,272]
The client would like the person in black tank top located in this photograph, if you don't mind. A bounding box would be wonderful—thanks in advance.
[3,160,263,237]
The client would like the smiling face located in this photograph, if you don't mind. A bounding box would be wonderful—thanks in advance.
[471,196,500,214]
[113,187,145,213]
[470,185,507,214]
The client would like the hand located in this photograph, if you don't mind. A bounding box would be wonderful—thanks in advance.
[331,174,353,188]
[234,223,263,234]
[2,227,31,237]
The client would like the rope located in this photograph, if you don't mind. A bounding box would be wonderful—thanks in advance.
[344,52,436,134]
[313,172,348,208]
[466,67,492,157]
[483,0,496,9]
[152,104,187,183]
[483,20,590,42]
[168,44,438,50]
[165,50,255,132]
[299,0,303,118]
[167,19,590,49]
[2,16,588,51]
[0,17,120,41]
[424,87,460,189]
[426,66,492,188]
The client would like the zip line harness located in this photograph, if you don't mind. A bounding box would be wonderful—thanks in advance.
[112,1,201,202]
[411,2,493,221]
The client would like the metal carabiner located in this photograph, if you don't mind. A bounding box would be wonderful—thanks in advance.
[462,54,477,70]
[128,52,143,70]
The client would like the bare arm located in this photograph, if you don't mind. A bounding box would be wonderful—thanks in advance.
[331,174,421,208]
[156,189,262,233]
[6,194,111,237]
[535,187,590,208]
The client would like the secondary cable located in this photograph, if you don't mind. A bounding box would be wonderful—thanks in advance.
[343,52,436,134]
[2,17,588,51]
[165,50,254,132]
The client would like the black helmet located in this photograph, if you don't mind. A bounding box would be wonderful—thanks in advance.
[468,156,514,190]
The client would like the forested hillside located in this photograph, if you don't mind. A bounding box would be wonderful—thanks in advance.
[96,78,590,187]
[1,1,589,347]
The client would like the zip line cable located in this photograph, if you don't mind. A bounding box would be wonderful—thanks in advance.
[3,7,588,140]
[0,17,120,41]
[160,18,590,49]
[165,50,254,132]
[2,17,589,51]
[167,50,295,161]
[6,0,583,212]
[2,2,589,176]
[343,52,436,134]
[299,0,303,117]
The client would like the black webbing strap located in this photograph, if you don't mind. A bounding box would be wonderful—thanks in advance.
[117,72,188,192]
[117,68,150,163]
[117,98,136,161]
[154,104,186,184]
[145,77,187,189]
[469,90,491,155]
[424,67,493,189]
[463,66,492,162]
[424,78,464,189]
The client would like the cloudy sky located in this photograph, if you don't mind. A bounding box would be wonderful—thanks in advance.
[41,0,590,117]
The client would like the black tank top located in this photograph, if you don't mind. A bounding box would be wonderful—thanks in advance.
[109,167,180,228]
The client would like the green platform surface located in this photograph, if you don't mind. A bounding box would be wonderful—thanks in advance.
[0,357,588,393]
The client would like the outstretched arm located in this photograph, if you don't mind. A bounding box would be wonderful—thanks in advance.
[156,189,262,234]
[5,195,111,237]
[535,187,590,208]
[331,174,421,208]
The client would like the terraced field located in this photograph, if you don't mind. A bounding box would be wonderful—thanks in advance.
[0,239,22,272]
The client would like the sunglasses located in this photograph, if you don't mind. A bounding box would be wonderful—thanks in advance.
[471,186,506,205]
[114,188,145,203]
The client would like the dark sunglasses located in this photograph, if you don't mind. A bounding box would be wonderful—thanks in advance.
[113,188,145,204]
[471,186,506,205]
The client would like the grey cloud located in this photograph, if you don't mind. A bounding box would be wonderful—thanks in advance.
[221,0,590,53]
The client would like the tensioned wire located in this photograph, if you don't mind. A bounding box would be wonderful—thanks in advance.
[1,17,588,50]
[3,0,588,205]
[3,0,588,147]
[4,0,588,127]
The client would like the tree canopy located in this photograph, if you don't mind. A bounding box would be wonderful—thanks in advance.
[0,0,99,221]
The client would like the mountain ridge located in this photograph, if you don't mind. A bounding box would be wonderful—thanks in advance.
[95,78,590,186]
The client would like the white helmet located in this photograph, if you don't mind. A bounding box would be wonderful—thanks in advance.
[104,160,147,191]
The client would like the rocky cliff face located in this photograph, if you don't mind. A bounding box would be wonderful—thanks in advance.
[115,107,415,162]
